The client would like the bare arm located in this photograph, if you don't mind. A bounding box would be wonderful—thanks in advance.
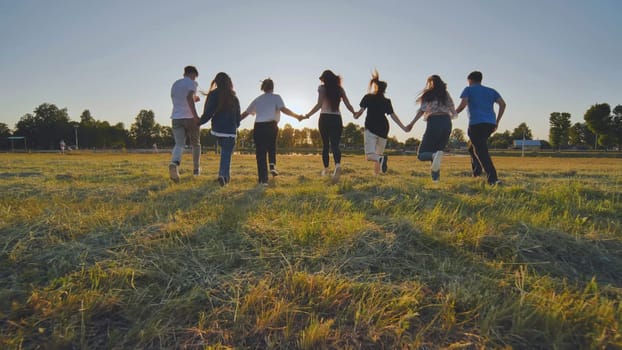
[240,111,251,121]
[186,91,200,122]
[494,97,506,131]
[455,97,468,114]
[389,113,408,132]
[340,89,356,115]
[353,108,365,119]
[304,92,323,119]
[280,106,303,120]
[495,97,506,123]
[406,110,425,131]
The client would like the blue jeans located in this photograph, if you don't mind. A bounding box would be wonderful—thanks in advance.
[217,137,235,181]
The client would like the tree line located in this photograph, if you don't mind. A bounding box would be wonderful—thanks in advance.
[549,104,622,150]
[1,102,620,151]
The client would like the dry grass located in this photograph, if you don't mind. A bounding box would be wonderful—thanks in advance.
[0,152,621,349]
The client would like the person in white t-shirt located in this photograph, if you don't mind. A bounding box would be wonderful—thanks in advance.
[240,78,303,185]
[169,66,201,182]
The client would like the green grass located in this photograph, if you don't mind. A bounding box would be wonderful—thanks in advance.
[0,152,621,349]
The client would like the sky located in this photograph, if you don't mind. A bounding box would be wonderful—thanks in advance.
[1,0,621,142]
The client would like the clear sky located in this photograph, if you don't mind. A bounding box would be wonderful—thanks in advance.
[1,0,620,142]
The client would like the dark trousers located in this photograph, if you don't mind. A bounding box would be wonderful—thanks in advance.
[467,123,498,184]
[417,115,452,161]
[319,114,343,168]
[253,121,278,183]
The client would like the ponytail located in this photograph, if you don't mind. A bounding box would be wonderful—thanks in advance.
[369,69,387,96]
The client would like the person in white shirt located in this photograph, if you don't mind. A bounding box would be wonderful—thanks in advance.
[241,78,303,185]
[169,66,201,182]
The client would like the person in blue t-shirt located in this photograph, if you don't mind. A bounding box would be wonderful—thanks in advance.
[455,71,506,185]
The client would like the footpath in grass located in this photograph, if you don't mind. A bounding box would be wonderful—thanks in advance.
[0,153,621,349]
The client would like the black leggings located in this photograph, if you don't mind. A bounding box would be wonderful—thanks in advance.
[318,114,343,168]
[253,121,278,183]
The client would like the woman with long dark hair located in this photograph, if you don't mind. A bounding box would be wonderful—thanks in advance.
[354,70,408,175]
[200,72,241,187]
[303,70,356,182]
[240,78,303,185]
[405,75,457,182]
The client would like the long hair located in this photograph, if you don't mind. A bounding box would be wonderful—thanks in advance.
[417,75,448,104]
[319,70,342,110]
[368,69,387,96]
[207,72,236,113]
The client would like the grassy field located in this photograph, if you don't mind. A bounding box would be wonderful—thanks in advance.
[0,152,621,349]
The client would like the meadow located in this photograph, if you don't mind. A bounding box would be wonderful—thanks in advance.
[0,152,620,349]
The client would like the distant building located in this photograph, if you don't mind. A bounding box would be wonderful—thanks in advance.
[513,140,543,150]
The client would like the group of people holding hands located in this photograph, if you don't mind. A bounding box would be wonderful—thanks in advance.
[168,66,506,187]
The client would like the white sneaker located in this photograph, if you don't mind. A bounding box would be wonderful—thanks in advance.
[320,168,329,177]
[431,151,443,172]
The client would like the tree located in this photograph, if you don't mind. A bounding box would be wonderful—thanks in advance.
[612,105,622,149]
[80,109,96,126]
[404,137,420,151]
[584,103,613,149]
[293,128,309,147]
[0,123,11,149]
[489,130,512,149]
[568,122,596,148]
[549,112,571,149]
[511,122,533,140]
[342,122,364,148]
[386,136,403,149]
[130,110,161,148]
[309,129,321,148]
[14,103,72,149]
[448,128,466,149]
[236,129,253,149]
[200,129,217,149]
[278,124,295,148]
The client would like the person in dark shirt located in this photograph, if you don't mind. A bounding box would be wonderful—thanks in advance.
[200,72,241,187]
[354,71,407,175]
